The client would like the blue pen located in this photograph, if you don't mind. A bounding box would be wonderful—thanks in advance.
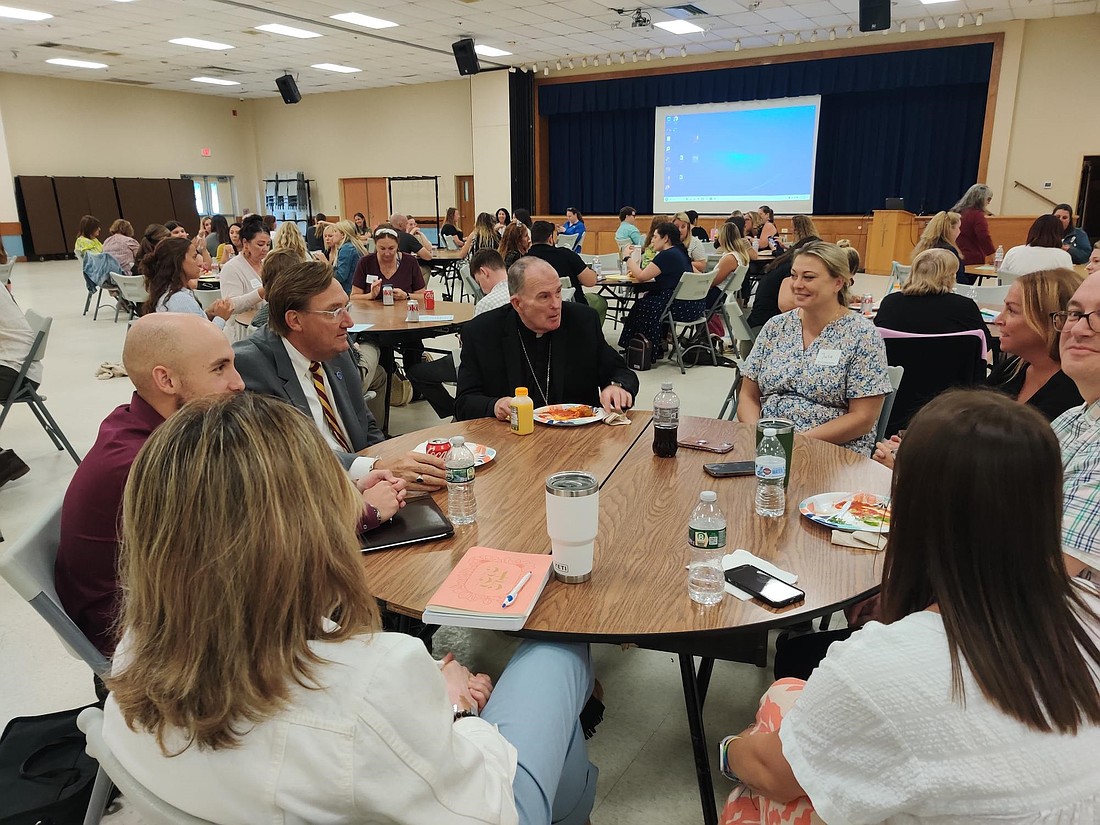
[501,571,533,609]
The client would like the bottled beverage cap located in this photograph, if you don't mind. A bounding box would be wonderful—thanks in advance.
[700,490,717,502]
[763,428,777,437]
[661,382,673,391]
[449,436,465,446]
[515,387,528,396]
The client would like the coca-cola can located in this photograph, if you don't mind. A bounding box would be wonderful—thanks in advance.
[860,294,874,316]
[423,289,435,311]
[425,438,451,458]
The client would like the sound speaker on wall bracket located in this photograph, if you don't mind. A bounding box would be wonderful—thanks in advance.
[452,38,481,76]
[858,0,890,32]
[276,73,301,104]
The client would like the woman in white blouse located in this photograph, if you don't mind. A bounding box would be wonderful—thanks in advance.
[719,389,1100,825]
[103,392,598,825]
[999,214,1073,279]
[218,214,269,342]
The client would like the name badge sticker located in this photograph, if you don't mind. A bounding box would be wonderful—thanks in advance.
[249,278,262,289]
[815,349,842,367]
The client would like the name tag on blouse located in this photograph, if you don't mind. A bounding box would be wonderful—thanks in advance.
[815,349,842,367]
[249,278,262,289]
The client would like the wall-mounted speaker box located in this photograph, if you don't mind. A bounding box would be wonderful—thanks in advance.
[276,74,301,104]
[858,0,890,32]
[452,38,481,76]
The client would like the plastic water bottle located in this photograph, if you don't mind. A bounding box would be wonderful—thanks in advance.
[688,491,726,605]
[593,257,602,277]
[445,436,477,525]
[653,382,679,457]
[993,245,1004,271]
[755,428,786,518]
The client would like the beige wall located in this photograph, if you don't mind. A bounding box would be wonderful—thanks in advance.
[0,73,261,218]
[250,79,473,219]
[470,71,512,218]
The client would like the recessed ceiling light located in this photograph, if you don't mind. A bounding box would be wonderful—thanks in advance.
[191,76,240,86]
[169,37,233,50]
[254,23,321,39]
[311,63,360,73]
[654,19,704,34]
[330,12,397,29]
[473,44,511,57]
[46,58,107,69]
[0,5,52,20]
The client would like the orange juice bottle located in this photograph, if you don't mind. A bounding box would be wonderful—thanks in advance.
[510,387,534,435]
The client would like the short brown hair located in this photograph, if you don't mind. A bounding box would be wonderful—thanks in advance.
[109,219,134,237]
[266,259,336,336]
[1026,214,1064,249]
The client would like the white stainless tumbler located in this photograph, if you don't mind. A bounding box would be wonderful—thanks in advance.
[545,471,599,583]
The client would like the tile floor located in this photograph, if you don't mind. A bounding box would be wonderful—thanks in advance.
[0,260,796,824]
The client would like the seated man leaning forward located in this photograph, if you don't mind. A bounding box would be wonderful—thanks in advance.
[232,259,446,492]
[455,257,638,421]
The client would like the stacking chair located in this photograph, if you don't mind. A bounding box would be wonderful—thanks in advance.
[953,282,1009,305]
[458,261,483,303]
[0,311,81,464]
[0,259,15,285]
[555,233,577,250]
[579,253,598,267]
[707,263,749,348]
[79,707,214,825]
[717,303,759,420]
[596,252,620,274]
[443,234,459,251]
[559,276,576,302]
[661,271,716,374]
[111,273,149,322]
[874,366,906,447]
[889,261,911,284]
[193,287,223,311]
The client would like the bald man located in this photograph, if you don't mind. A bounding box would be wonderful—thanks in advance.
[55,313,245,656]
[388,212,432,260]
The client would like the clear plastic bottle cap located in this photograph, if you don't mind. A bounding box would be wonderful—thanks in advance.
[700,491,717,502]
[661,382,673,391]
[450,436,465,446]
[763,428,777,437]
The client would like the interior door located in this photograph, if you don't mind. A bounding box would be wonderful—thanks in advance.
[365,177,389,230]
[456,175,474,236]
[341,178,368,226]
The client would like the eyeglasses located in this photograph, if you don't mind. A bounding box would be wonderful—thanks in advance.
[305,303,352,321]
[1051,310,1100,332]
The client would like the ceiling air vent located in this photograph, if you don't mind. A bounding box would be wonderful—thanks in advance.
[36,41,111,56]
[663,5,708,18]
[198,65,247,75]
[105,78,153,86]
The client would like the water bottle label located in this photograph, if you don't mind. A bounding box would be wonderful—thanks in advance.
[689,527,726,548]
[447,466,474,484]
[755,456,786,480]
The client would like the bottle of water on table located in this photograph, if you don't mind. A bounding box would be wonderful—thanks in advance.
[993,244,1004,272]
[446,436,477,525]
[688,491,726,605]
[755,428,786,518]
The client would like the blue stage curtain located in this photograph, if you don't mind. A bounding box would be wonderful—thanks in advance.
[539,44,993,215]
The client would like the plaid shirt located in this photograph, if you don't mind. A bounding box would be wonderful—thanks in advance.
[1052,399,1100,558]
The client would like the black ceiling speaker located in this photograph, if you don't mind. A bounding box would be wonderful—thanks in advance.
[452,38,481,76]
[275,73,301,104]
[858,0,890,32]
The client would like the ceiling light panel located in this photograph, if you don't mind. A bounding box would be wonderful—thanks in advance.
[330,12,398,29]
[169,37,233,50]
[474,44,512,57]
[254,23,322,39]
[311,63,361,73]
[46,57,106,68]
[654,19,705,33]
[191,76,240,86]
[0,5,52,20]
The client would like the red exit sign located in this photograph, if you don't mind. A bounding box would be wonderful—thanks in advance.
[201,148,212,157]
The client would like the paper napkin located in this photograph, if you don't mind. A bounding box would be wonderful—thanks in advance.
[721,549,798,600]
[830,529,887,551]
[603,410,631,426]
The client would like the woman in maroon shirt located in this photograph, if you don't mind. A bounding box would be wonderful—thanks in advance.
[351,226,426,299]
[951,183,996,266]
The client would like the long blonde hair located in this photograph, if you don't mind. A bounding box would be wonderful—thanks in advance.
[330,219,368,262]
[912,211,961,258]
[271,221,308,260]
[792,214,818,242]
[716,222,752,264]
[107,393,379,753]
[903,248,959,296]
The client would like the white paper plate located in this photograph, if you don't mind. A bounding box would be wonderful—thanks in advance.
[799,491,891,533]
[533,404,606,427]
[413,440,496,467]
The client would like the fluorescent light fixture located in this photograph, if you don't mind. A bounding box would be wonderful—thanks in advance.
[330,12,398,29]
[191,76,240,86]
[254,23,321,38]
[654,19,703,34]
[473,44,511,57]
[0,5,52,20]
[919,0,954,5]
[169,37,233,50]
[311,62,360,73]
[46,58,106,69]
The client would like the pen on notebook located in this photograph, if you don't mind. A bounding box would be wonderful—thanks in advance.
[501,571,533,609]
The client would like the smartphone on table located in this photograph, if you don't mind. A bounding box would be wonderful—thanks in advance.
[704,461,755,478]
[724,564,805,608]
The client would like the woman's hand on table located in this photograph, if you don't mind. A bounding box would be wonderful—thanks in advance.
[600,384,633,412]
[207,298,234,321]
[872,434,902,469]
[357,470,407,521]
[371,451,446,491]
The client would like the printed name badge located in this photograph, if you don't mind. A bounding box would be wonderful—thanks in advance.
[815,349,842,367]
[249,278,262,290]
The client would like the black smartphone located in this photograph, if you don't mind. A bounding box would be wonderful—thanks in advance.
[704,461,755,478]
[724,564,805,608]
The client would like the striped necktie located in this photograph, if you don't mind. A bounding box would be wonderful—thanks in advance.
[308,361,352,452]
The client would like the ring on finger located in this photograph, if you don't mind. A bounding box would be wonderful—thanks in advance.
[415,475,424,484]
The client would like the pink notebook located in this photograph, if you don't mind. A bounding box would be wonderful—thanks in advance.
[422,547,554,631]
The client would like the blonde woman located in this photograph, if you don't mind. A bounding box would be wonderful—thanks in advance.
[457,212,498,259]
[103,392,598,825]
[271,220,309,261]
[318,220,368,295]
[912,211,964,283]
[709,222,752,296]
[747,215,823,331]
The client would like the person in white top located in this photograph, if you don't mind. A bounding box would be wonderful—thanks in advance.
[718,389,1100,825]
[103,392,598,825]
[999,214,1073,279]
[218,214,270,343]
[673,211,708,272]
[0,278,36,485]
[141,237,233,327]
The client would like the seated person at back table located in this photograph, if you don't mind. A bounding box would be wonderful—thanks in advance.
[738,241,891,456]
[524,220,596,305]
[456,258,638,421]
[232,259,446,491]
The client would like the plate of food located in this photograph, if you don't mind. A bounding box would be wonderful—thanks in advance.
[413,441,496,467]
[533,404,607,427]
[799,491,891,533]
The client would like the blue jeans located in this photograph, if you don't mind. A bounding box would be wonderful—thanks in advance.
[481,641,598,825]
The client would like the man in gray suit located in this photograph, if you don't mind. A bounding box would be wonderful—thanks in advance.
[233,259,446,491]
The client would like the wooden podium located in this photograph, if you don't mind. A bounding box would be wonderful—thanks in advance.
[865,210,918,275]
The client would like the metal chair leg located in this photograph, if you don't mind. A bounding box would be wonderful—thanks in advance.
[30,396,81,464]
[83,291,93,316]
[82,766,113,825]
[92,288,106,321]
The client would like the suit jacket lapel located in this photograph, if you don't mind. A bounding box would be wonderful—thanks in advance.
[267,330,311,412]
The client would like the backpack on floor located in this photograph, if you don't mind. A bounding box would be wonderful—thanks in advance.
[626,334,652,371]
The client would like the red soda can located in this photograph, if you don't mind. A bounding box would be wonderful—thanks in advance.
[425,438,451,458]
[424,289,435,310]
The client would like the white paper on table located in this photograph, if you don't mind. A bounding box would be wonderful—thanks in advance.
[722,549,798,600]
[418,314,454,322]
[347,323,374,333]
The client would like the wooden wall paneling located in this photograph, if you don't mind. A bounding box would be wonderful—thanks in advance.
[84,177,121,230]
[116,178,175,241]
[52,177,91,247]
[15,176,66,257]
[169,178,201,231]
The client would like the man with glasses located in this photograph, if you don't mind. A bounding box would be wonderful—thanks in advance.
[615,206,643,247]
[233,259,446,491]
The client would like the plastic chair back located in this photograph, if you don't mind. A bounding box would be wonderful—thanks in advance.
[194,288,223,311]
[673,270,713,304]
[23,310,51,360]
[597,253,620,273]
[954,283,1009,305]
[555,233,576,249]
[459,261,484,302]
[444,234,459,251]
[0,260,16,284]
[874,365,905,445]
[112,273,149,306]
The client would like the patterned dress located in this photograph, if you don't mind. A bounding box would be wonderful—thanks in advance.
[743,310,891,455]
